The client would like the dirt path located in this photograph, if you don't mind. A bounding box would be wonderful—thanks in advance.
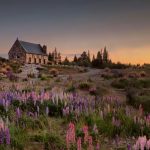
[71,68,101,80]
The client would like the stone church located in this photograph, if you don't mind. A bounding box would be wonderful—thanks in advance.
[8,38,48,64]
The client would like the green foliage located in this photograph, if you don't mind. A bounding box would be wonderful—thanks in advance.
[48,52,53,61]
[79,82,90,90]
[44,133,66,150]
[77,51,91,67]
[30,132,66,150]
[111,78,129,89]
[126,87,150,112]
[66,84,76,92]
[0,104,6,116]
[0,145,11,150]
[12,100,20,108]
[38,73,48,80]
[76,128,84,138]
[101,73,114,80]
[10,124,28,150]
[41,76,47,80]
[44,101,63,117]
[112,78,150,89]
[55,78,61,82]
[9,62,21,73]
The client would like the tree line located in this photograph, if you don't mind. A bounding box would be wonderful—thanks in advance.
[49,47,130,69]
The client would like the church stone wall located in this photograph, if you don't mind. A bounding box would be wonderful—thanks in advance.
[8,40,26,63]
[26,54,48,64]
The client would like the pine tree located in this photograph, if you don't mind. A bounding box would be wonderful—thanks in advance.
[63,57,70,65]
[48,52,53,61]
[73,55,78,62]
[97,51,103,65]
[87,50,91,62]
[78,51,90,67]
[103,46,108,64]
[92,54,99,67]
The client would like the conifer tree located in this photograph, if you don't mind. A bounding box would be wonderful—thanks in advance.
[103,46,108,64]
[87,50,91,62]
[78,51,90,67]
[48,52,53,61]
[73,55,78,62]
[63,57,70,65]
[97,51,103,65]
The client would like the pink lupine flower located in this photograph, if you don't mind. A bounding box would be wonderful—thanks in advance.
[133,136,148,150]
[88,136,93,150]
[145,115,150,126]
[0,121,4,130]
[66,130,70,150]
[139,136,147,150]
[146,139,150,149]
[69,122,76,143]
[96,142,100,150]
[77,137,82,150]
[83,125,89,143]
[66,122,76,149]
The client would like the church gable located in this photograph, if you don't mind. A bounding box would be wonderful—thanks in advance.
[8,39,26,63]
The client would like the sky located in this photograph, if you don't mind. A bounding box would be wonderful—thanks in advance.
[0,0,150,64]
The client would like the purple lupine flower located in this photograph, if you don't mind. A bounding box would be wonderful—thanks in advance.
[127,144,131,150]
[5,128,10,145]
[0,129,4,144]
[28,112,35,118]
[16,107,21,119]
[112,117,121,127]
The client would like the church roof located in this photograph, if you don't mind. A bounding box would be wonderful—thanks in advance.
[19,40,47,55]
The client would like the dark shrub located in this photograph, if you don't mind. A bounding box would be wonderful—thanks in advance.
[6,71,18,81]
[111,78,129,89]
[79,82,90,90]
[126,88,150,112]
[27,73,36,78]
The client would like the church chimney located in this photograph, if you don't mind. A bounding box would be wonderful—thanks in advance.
[43,45,47,54]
